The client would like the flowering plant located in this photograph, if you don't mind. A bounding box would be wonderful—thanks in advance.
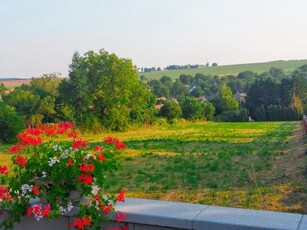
[0,122,127,230]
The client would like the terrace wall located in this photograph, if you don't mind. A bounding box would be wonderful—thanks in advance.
[1,198,306,230]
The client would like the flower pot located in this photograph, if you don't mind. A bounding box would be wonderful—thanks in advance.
[69,190,91,206]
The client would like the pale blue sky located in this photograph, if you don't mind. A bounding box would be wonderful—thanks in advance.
[1,0,307,78]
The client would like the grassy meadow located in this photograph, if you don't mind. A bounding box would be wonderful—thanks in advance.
[141,59,307,80]
[1,121,306,213]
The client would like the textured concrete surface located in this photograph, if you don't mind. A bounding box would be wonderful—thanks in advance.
[1,198,306,230]
[115,198,207,229]
[298,215,307,230]
[193,205,302,230]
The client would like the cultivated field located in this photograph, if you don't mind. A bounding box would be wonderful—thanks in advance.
[0,79,32,88]
[141,59,307,80]
[1,121,306,213]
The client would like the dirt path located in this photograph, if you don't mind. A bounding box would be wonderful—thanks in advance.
[268,121,307,213]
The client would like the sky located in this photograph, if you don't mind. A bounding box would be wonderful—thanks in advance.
[1,0,307,78]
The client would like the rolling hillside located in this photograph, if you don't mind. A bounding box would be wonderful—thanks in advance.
[140,59,307,80]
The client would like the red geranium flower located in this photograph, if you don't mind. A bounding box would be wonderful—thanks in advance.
[72,140,88,150]
[79,163,95,173]
[0,186,13,201]
[116,188,125,202]
[0,165,8,174]
[73,216,91,230]
[32,186,39,196]
[14,155,27,168]
[66,159,74,167]
[116,211,126,223]
[25,127,40,136]
[8,144,23,153]
[115,141,126,150]
[67,131,78,139]
[93,145,104,153]
[100,204,113,214]
[77,174,93,184]
[98,154,105,162]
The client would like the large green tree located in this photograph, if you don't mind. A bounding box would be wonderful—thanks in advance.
[59,50,155,130]
[220,85,239,112]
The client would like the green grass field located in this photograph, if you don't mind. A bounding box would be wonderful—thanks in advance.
[140,59,307,80]
[1,121,306,213]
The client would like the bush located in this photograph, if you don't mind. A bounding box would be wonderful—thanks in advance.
[159,100,182,123]
[0,102,24,143]
[215,109,249,122]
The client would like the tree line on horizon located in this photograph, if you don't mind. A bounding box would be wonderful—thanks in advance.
[0,49,307,143]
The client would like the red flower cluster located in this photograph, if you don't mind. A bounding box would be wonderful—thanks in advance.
[93,145,104,153]
[104,137,126,150]
[18,133,43,147]
[0,186,13,201]
[77,174,93,184]
[59,121,74,130]
[115,141,126,150]
[104,137,120,144]
[116,212,126,223]
[38,121,74,136]
[27,204,51,218]
[100,204,113,215]
[73,216,91,230]
[107,224,129,230]
[0,165,8,174]
[25,127,41,136]
[116,188,125,202]
[66,159,74,167]
[72,140,88,150]
[79,163,95,173]
[67,131,78,139]
[98,153,105,162]
[8,144,23,153]
[32,186,39,196]
[14,155,27,168]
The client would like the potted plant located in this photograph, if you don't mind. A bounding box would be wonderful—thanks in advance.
[0,122,127,229]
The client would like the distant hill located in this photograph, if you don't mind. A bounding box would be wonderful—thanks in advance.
[0,78,32,88]
[139,59,307,80]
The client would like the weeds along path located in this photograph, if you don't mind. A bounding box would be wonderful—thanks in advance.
[265,121,307,213]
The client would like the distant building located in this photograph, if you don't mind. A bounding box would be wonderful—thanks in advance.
[156,97,167,101]
[155,104,164,110]
[197,96,208,102]
[234,91,247,103]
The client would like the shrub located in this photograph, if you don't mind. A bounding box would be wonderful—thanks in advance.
[0,102,24,143]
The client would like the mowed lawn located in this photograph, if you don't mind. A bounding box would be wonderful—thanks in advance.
[1,121,306,213]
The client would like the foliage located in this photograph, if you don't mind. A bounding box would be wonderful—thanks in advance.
[201,102,215,121]
[159,100,182,123]
[2,75,61,126]
[220,85,239,112]
[60,50,155,131]
[0,122,126,229]
[0,102,24,143]
[180,97,203,121]
[215,109,249,122]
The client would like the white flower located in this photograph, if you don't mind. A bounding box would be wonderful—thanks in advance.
[48,157,59,167]
[21,184,31,195]
[42,171,46,178]
[85,154,92,160]
[59,202,74,214]
[52,145,62,151]
[91,185,100,196]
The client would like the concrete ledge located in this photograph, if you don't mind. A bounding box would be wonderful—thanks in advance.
[114,198,306,230]
[1,198,306,230]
